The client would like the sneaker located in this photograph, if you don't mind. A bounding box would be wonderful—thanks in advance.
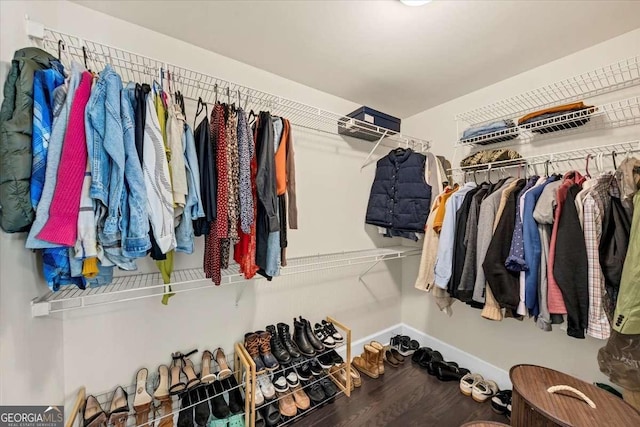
[286,372,300,388]
[390,334,419,356]
[327,350,343,365]
[254,381,265,406]
[491,390,512,415]
[460,373,483,396]
[272,375,288,394]
[295,362,313,381]
[322,320,344,343]
[472,379,499,403]
[309,359,323,376]
[317,352,334,369]
[258,374,276,401]
[314,323,336,348]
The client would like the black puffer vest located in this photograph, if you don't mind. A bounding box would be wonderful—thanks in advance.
[365,149,432,232]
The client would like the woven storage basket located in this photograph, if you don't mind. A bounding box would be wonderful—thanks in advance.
[510,364,640,426]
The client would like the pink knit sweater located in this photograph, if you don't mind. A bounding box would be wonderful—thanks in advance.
[38,71,93,246]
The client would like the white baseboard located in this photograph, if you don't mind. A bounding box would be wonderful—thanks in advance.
[336,322,511,390]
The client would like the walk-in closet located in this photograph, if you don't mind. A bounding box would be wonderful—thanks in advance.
[1,1,640,426]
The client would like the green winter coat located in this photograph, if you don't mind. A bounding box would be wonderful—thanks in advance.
[0,47,58,232]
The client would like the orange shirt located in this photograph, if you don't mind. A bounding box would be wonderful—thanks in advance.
[432,184,459,233]
[275,118,289,195]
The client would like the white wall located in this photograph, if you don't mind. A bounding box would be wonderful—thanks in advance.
[0,0,409,407]
[401,28,640,385]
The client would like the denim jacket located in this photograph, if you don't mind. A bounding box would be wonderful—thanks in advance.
[121,82,151,257]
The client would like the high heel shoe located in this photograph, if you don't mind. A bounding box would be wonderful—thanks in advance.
[180,350,201,390]
[83,395,107,427]
[154,365,170,400]
[108,386,129,427]
[170,354,187,395]
[134,368,153,427]
[200,350,217,384]
[214,347,233,380]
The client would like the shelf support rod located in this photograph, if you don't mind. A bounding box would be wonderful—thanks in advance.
[358,258,383,281]
[360,130,388,170]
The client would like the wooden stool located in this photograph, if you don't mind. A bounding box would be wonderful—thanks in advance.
[460,422,510,427]
[510,364,640,426]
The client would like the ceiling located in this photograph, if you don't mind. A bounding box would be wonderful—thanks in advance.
[73,0,640,118]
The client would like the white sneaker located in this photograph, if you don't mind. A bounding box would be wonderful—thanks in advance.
[286,371,300,387]
[258,374,276,400]
[254,382,264,406]
[460,373,483,396]
[272,374,288,394]
[472,379,499,403]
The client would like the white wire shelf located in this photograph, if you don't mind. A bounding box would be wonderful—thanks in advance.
[452,140,640,175]
[33,26,430,154]
[31,247,420,316]
[456,56,640,126]
[456,96,640,147]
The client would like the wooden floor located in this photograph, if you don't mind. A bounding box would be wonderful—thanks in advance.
[295,361,508,427]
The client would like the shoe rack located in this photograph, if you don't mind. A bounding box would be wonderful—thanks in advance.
[240,316,352,427]
[64,349,253,426]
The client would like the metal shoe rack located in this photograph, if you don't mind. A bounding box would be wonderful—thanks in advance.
[239,317,352,427]
[455,56,640,147]
[64,346,253,427]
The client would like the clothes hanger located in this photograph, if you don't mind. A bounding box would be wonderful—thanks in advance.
[612,151,618,170]
[585,154,593,179]
[214,84,219,104]
[544,160,550,177]
[194,96,208,128]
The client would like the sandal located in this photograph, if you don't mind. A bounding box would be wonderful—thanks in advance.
[389,348,405,363]
[83,395,107,427]
[108,386,129,427]
[201,350,217,383]
[133,368,153,426]
[390,335,419,356]
[214,347,233,380]
[169,353,187,395]
[180,350,201,390]
[154,365,170,400]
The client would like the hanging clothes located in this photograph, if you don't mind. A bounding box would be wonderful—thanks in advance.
[193,106,216,237]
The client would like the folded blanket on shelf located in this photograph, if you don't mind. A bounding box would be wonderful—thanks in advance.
[519,104,596,134]
[518,101,592,124]
[460,149,522,167]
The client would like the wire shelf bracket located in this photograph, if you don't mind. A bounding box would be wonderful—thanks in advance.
[31,247,421,317]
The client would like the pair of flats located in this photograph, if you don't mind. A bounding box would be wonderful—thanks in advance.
[460,373,500,403]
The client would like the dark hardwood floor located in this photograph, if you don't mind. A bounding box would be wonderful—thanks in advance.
[295,361,509,427]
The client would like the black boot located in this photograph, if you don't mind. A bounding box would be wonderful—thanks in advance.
[177,391,194,427]
[222,376,245,414]
[266,324,291,364]
[301,316,324,352]
[193,387,209,426]
[207,381,231,419]
[293,318,315,356]
[277,323,301,359]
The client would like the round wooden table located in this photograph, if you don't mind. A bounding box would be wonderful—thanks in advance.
[510,364,640,426]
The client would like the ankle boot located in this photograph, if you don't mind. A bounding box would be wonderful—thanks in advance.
[277,323,301,359]
[223,376,245,414]
[177,392,194,427]
[370,341,385,375]
[353,344,380,379]
[244,333,266,373]
[293,318,315,356]
[257,330,279,370]
[300,316,324,352]
[266,325,291,363]
[207,381,231,419]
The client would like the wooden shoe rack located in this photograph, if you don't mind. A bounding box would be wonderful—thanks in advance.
[239,316,352,427]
